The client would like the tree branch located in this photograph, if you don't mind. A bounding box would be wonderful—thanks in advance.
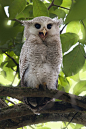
[0,101,83,121]
[0,86,86,128]
[0,86,86,110]
[0,110,86,129]
[48,0,54,10]
[47,0,70,10]
[0,101,86,128]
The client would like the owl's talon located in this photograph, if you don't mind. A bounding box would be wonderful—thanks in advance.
[36,85,39,89]
[43,82,47,87]
[39,83,47,90]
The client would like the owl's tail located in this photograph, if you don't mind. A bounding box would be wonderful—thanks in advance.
[23,97,51,113]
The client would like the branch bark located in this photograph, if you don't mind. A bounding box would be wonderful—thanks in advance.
[0,101,82,121]
[0,86,86,128]
[0,101,86,128]
[0,111,86,129]
[0,86,86,110]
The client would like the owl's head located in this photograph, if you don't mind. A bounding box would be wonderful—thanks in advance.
[22,16,62,41]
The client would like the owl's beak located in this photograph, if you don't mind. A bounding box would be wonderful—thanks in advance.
[39,28,48,41]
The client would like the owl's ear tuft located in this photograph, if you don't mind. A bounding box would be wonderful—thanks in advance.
[21,20,32,26]
[57,18,63,26]
[52,17,63,26]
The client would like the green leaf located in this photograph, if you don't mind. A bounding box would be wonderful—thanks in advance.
[53,9,66,19]
[0,54,3,65]
[13,43,23,56]
[58,76,70,92]
[0,0,14,6]
[54,0,63,6]
[33,0,49,17]
[2,66,14,82]
[65,0,86,23]
[63,44,85,77]
[37,127,51,129]
[82,60,86,72]
[9,0,26,18]
[70,72,80,82]
[74,124,84,129]
[16,5,33,19]
[0,23,23,45]
[66,21,83,40]
[61,0,71,8]
[6,60,16,68]
[60,32,79,53]
[73,80,86,95]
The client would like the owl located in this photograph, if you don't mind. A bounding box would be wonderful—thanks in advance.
[19,16,62,113]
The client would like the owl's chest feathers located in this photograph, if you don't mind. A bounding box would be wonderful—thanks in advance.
[30,42,59,68]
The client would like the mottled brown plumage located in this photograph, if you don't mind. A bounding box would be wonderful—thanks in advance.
[19,16,62,113]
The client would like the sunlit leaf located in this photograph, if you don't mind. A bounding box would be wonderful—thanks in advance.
[58,76,70,92]
[73,80,86,95]
[0,54,3,65]
[74,124,84,129]
[61,0,71,7]
[70,72,80,82]
[3,66,14,82]
[37,127,51,129]
[66,21,84,40]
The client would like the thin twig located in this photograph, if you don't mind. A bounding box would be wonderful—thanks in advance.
[65,112,78,128]
[11,71,18,85]
[29,125,35,129]
[60,24,68,34]
[48,0,54,10]
[12,19,23,24]
[3,51,19,68]
[53,4,70,10]
[6,98,16,105]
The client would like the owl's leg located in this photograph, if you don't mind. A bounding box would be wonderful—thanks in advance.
[47,79,58,89]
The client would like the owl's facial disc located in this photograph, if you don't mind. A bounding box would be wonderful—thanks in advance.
[39,28,48,41]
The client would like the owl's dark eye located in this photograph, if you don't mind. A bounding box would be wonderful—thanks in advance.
[47,24,52,29]
[35,23,41,29]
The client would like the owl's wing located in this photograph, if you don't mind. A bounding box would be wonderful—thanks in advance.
[19,42,29,81]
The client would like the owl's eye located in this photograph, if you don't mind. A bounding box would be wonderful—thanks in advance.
[35,23,41,29]
[47,24,52,29]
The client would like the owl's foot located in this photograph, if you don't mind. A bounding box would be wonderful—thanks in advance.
[42,82,47,90]
[43,82,47,87]
[36,83,47,90]
[36,85,40,89]
[38,83,47,90]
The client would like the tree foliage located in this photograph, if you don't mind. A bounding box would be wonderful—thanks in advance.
[0,0,86,129]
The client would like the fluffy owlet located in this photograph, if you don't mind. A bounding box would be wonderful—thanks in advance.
[19,16,62,113]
